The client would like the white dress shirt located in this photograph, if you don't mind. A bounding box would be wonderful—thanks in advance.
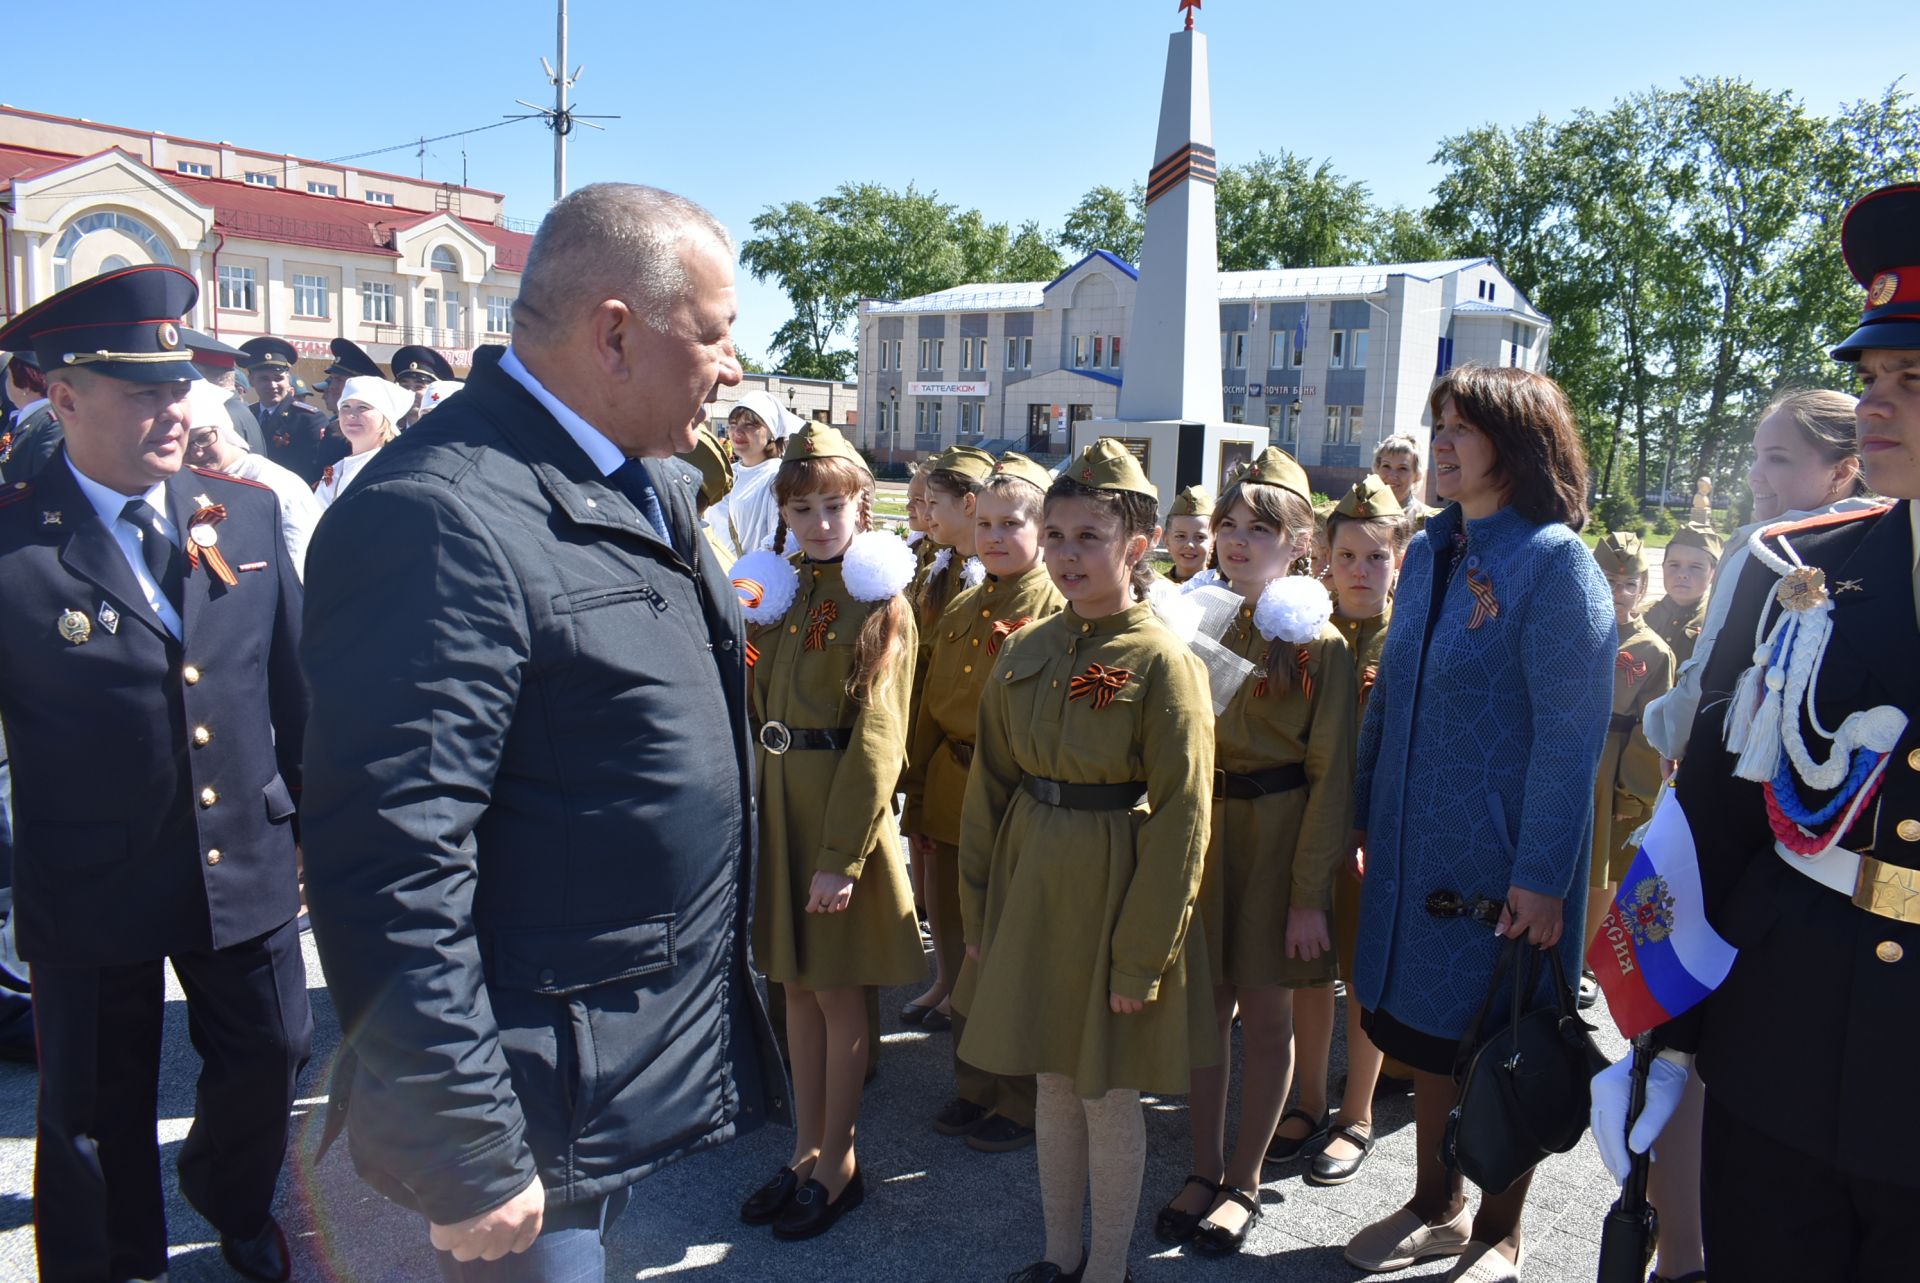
[499,345,624,477]
[313,447,382,509]
[65,456,183,639]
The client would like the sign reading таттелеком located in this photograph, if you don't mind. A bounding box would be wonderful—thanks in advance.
[908,381,991,397]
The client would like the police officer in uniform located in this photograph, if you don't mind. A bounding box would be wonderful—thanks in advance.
[0,266,310,1283]
[1594,183,1920,1280]
[241,336,332,485]
[389,343,455,429]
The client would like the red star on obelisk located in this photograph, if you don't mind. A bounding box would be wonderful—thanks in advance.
[1179,0,1201,30]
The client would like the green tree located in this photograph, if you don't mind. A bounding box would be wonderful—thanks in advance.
[1003,220,1067,282]
[1060,184,1145,262]
[1213,151,1373,270]
[1362,204,1450,264]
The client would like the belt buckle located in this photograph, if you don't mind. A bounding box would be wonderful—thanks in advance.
[1029,777,1061,806]
[1852,856,1920,923]
[758,721,793,755]
[1212,768,1228,799]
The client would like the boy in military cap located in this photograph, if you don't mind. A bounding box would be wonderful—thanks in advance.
[1162,484,1214,584]
[960,438,1217,1283]
[902,451,1063,1153]
[676,423,737,571]
[241,335,333,485]
[1640,523,1720,666]
[1580,531,1674,1006]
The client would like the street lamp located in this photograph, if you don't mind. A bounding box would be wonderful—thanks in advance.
[888,385,900,474]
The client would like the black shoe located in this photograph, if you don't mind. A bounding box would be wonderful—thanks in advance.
[1263,1106,1329,1164]
[966,1115,1035,1153]
[771,1168,865,1240]
[741,1164,802,1224]
[1154,1174,1219,1245]
[1191,1186,1263,1258]
[1307,1120,1376,1186]
[1005,1258,1084,1283]
[933,1097,990,1136]
[220,1217,291,1283]
[899,999,940,1026]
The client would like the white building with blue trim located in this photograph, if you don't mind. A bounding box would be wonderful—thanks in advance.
[858,251,1550,491]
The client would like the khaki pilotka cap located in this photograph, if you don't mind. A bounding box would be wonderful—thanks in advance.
[1667,523,1724,561]
[988,451,1055,492]
[677,425,733,510]
[1334,475,1405,520]
[1167,485,1212,518]
[929,444,997,483]
[1593,531,1648,575]
[1230,446,1313,506]
[1068,439,1158,498]
[786,422,871,473]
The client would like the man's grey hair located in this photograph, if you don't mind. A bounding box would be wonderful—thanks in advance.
[514,183,732,340]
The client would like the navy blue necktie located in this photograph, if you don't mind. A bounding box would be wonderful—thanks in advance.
[610,459,682,557]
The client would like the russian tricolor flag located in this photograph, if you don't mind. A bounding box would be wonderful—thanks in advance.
[1587,796,1739,1038]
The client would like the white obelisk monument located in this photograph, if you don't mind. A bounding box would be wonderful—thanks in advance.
[1072,1,1265,507]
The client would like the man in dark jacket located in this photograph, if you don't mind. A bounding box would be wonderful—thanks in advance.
[301,183,783,1278]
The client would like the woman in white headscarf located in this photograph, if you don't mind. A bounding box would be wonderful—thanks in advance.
[314,376,412,508]
[182,379,322,578]
[709,388,798,557]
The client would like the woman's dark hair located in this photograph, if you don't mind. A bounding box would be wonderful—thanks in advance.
[1759,388,1868,498]
[7,356,46,397]
[917,466,983,625]
[1043,476,1159,602]
[1428,365,1589,529]
[728,408,785,460]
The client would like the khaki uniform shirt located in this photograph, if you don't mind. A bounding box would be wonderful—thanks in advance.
[1591,616,1676,886]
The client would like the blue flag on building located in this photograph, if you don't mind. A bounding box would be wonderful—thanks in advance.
[1294,307,1308,358]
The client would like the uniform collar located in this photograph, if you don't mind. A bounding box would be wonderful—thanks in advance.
[499,343,626,478]
[1065,599,1154,638]
[65,454,168,530]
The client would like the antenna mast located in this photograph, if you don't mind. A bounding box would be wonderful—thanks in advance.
[507,0,619,202]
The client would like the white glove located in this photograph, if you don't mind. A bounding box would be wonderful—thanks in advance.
[1590,1052,1690,1182]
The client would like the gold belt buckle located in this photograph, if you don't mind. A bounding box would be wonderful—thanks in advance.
[1852,856,1920,923]
[758,721,792,755]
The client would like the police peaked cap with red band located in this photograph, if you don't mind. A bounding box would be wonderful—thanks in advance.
[391,344,455,381]
[0,264,200,384]
[1832,183,1920,361]
[239,336,299,370]
[325,337,384,380]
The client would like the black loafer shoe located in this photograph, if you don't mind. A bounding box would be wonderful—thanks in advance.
[1191,1186,1263,1258]
[1263,1106,1329,1164]
[771,1168,865,1240]
[220,1217,291,1283]
[741,1165,802,1224]
[1307,1121,1376,1186]
[966,1115,1036,1153]
[933,1097,989,1136]
[1005,1257,1086,1283]
[899,999,937,1026]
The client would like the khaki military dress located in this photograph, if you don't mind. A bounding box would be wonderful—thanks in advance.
[1641,592,1707,667]
[752,558,925,989]
[957,602,1219,1098]
[1590,616,1676,887]
[1196,594,1358,989]
[1331,605,1391,983]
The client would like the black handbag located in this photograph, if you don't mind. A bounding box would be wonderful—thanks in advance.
[1440,936,1608,1194]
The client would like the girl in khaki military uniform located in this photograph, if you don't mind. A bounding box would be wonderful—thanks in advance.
[1640,523,1720,666]
[730,425,922,1241]
[1156,448,1358,1257]
[1162,484,1215,584]
[902,453,1065,1152]
[1579,532,1675,1004]
[1299,476,1411,1188]
[960,440,1217,1283]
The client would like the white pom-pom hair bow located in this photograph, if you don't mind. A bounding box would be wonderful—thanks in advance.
[731,549,800,626]
[1253,576,1334,643]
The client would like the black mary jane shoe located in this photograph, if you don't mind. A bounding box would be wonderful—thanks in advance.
[1154,1173,1220,1245]
[740,1165,802,1224]
[933,1096,990,1136]
[771,1168,865,1240]
[1005,1257,1085,1283]
[1191,1186,1263,1258]
[1307,1120,1376,1186]
[1263,1106,1330,1165]
[899,999,952,1030]
[220,1217,292,1283]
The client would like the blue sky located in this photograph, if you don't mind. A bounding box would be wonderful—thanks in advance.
[10,0,1910,365]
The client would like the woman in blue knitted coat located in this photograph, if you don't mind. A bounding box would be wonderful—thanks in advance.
[1344,366,1616,1283]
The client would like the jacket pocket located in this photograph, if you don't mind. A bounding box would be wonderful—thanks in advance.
[262,774,296,823]
[491,916,678,997]
[1485,792,1520,862]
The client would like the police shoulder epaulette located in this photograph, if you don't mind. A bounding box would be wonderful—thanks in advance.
[0,480,32,509]
[189,465,272,492]
[1760,504,1891,542]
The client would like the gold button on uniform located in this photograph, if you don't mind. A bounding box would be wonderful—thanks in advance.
[205,849,222,866]
[1909,747,1920,772]
[826,631,837,641]
[788,625,798,634]
[183,665,201,685]
[970,638,980,647]
[1898,819,1920,843]
[192,726,211,747]
[981,609,991,618]
[1876,940,1904,964]
[199,787,218,808]
[962,664,973,674]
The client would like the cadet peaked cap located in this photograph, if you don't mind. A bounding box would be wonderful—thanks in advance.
[987,451,1054,492]
[238,336,299,370]
[390,345,455,381]
[929,444,996,484]
[326,337,384,380]
[1167,485,1212,518]
[0,265,200,384]
[1668,522,1724,561]
[678,425,735,509]
[1833,184,1920,361]
[1593,530,1647,575]
[785,422,869,474]
[1230,446,1313,506]
[1334,474,1404,521]
[1066,438,1156,498]
[181,328,246,370]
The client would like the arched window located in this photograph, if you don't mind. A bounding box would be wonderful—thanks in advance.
[52,211,174,290]
[429,246,460,274]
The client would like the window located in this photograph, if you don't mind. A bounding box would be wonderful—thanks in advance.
[430,246,460,273]
[1348,407,1364,442]
[929,401,943,433]
[1021,336,1033,369]
[878,341,889,372]
[217,264,256,311]
[959,338,971,370]
[893,340,904,370]
[1027,403,1052,443]
[1110,336,1122,369]
[176,161,212,177]
[486,295,513,334]
[1228,403,1245,423]
[1230,331,1247,369]
[1006,336,1018,370]
[960,402,982,437]
[243,171,278,188]
[1073,336,1085,368]
[1326,405,1344,443]
[916,401,930,434]
[920,338,930,369]
[1092,336,1104,367]
[306,180,340,197]
[1271,330,1291,368]
[1330,330,1346,369]
[1350,330,1369,370]
[1487,283,1497,304]
[1069,404,1093,424]
[365,190,395,206]
[1267,402,1298,448]
[361,280,395,325]
[1292,330,1305,367]
[935,339,945,369]
[1289,402,1304,442]
[291,272,329,319]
